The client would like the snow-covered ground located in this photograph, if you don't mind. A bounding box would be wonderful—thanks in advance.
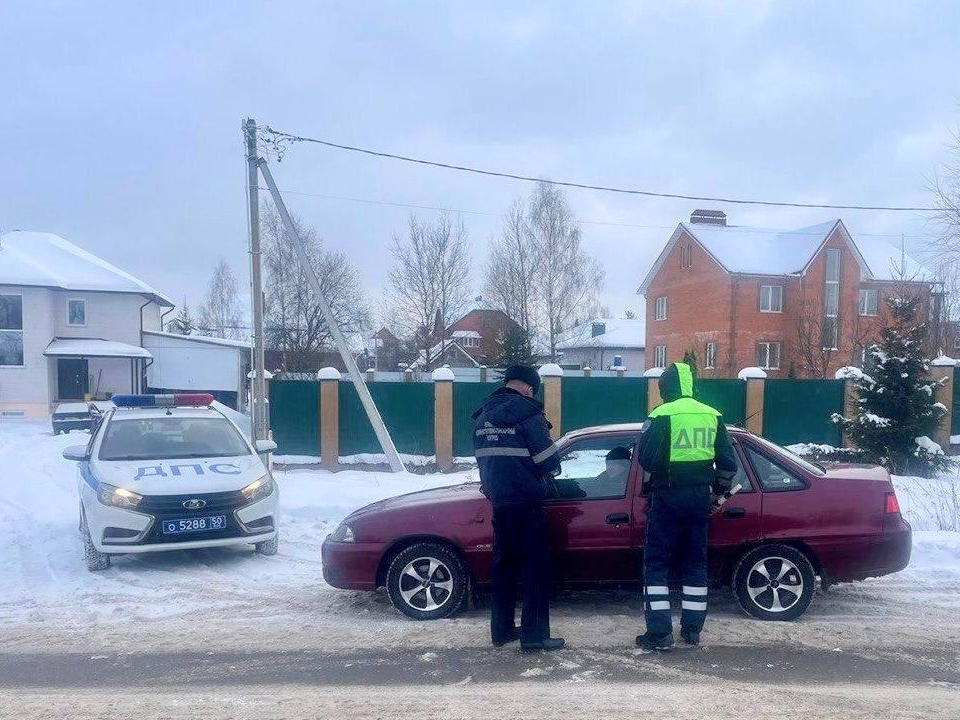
[2,418,959,656]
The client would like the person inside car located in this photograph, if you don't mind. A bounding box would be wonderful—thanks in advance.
[595,445,632,496]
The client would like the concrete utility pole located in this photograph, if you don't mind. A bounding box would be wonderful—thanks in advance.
[244,118,268,447]
[257,158,405,473]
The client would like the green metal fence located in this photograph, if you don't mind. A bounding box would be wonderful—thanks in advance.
[696,379,746,425]
[561,376,648,434]
[338,381,435,456]
[268,380,319,456]
[762,379,844,447]
[452,382,497,458]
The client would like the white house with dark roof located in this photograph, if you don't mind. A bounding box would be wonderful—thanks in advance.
[0,231,174,416]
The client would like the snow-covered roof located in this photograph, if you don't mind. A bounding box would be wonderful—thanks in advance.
[143,330,251,349]
[557,317,645,350]
[451,330,481,339]
[639,219,933,294]
[409,338,479,369]
[44,338,152,359]
[0,231,174,306]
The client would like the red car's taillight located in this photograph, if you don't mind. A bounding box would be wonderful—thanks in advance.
[885,492,901,515]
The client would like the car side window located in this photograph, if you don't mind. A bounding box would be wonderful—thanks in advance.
[744,447,805,492]
[729,442,753,493]
[551,435,635,501]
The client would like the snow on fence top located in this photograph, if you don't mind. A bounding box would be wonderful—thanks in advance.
[431,367,455,381]
[835,366,874,383]
[643,367,664,378]
[737,366,767,380]
[931,356,957,367]
[538,363,563,377]
[317,367,341,380]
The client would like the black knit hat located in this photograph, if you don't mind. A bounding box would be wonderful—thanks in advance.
[503,364,541,395]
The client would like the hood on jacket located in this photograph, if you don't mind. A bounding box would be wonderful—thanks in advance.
[659,362,695,403]
[471,386,544,425]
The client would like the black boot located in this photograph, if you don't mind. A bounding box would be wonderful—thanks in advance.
[493,627,521,648]
[680,629,700,646]
[635,632,675,651]
[521,637,566,652]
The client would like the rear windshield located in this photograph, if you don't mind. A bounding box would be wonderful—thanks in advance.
[99,416,250,461]
[751,435,825,476]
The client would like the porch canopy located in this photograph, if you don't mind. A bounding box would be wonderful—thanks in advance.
[44,338,152,359]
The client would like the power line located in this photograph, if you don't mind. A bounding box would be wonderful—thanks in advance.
[259,185,936,242]
[259,126,941,213]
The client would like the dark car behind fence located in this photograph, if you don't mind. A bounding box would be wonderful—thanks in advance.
[266,374,890,461]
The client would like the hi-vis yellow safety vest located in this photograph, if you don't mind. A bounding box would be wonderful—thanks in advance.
[648,363,721,463]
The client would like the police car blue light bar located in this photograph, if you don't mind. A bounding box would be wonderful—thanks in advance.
[112,393,214,408]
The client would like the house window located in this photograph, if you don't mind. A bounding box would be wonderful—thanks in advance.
[823,248,841,350]
[67,299,86,326]
[654,345,666,368]
[655,296,667,321]
[759,285,783,313]
[756,341,781,370]
[705,342,717,369]
[0,295,24,367]
[680,245,692,269]
[859,288,879,316]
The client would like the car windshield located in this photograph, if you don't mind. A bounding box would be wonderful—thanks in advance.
[751,435,825,476]
[99,416,251,461]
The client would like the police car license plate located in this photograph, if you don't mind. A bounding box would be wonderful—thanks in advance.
[161,515,227,535]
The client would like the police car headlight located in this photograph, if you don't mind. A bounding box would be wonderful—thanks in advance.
[97,483,143,510]
[329,523,355,543]
[240,475,274,503]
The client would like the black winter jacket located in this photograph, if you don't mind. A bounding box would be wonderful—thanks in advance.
[472,387,561,505]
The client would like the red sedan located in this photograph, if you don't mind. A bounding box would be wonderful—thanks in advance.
[321,424,911,622]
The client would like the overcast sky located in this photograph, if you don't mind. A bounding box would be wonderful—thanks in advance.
[3,1,959,328]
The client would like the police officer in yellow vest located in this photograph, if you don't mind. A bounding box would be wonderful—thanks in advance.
[635,362,738,650]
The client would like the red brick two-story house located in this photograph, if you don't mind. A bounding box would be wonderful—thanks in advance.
[639,210,939,378]
[411,308,524,369]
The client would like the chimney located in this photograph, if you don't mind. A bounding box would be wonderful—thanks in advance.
[591,321,606,338]
[690,209,727,226]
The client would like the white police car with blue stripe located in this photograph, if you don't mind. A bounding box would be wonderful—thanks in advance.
[63,393,280,571]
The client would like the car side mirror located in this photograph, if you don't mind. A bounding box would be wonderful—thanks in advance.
[63,445,90,462]
[255,439,277,454]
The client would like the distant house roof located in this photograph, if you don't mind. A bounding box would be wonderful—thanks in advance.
[638,219,933,295]
[0,231,174,306]
[557,317,646,351]
[409,338,480,369]
[449,308,521,334]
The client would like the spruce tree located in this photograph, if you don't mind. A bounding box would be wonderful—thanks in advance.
[682,349,698,382]
[498,327,534,367]
[170,303,195,335]
[834,296,949,475]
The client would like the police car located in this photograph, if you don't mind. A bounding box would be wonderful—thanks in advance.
[62,393,279,571]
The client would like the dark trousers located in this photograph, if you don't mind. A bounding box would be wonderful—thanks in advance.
[491,502,550,645]
[643,485,711,636]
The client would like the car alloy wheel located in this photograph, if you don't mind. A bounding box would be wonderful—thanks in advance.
[745,557,803,613]
[733,544,815,621]
[386,541,468,620]
[398,557,454,612]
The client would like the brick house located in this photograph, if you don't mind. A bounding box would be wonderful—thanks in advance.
[638,211,939,379]
[410,309,523,369]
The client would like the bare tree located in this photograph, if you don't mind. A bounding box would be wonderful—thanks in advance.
[261,203,370,370]
[529,182,604,359]
[197,258,242,339]
[386,212,472,370]
[932,124,960,257]
[484,199,540,334]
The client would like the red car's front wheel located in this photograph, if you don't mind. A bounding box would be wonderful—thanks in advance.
[386,542,468,620]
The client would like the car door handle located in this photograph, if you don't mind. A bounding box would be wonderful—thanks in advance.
[723,507,746,519]
[606,513,630,525]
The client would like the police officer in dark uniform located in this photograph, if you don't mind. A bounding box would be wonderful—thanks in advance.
[472,365,565,652]
[636,362,737,650]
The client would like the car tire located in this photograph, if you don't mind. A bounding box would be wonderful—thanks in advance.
[81,514,111,572]
[733,544,815,621]
[255,532,279,556]
[386,542,467,621]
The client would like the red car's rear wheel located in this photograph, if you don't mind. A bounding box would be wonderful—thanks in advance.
[733,544,815,621]
[386,542,468,620]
